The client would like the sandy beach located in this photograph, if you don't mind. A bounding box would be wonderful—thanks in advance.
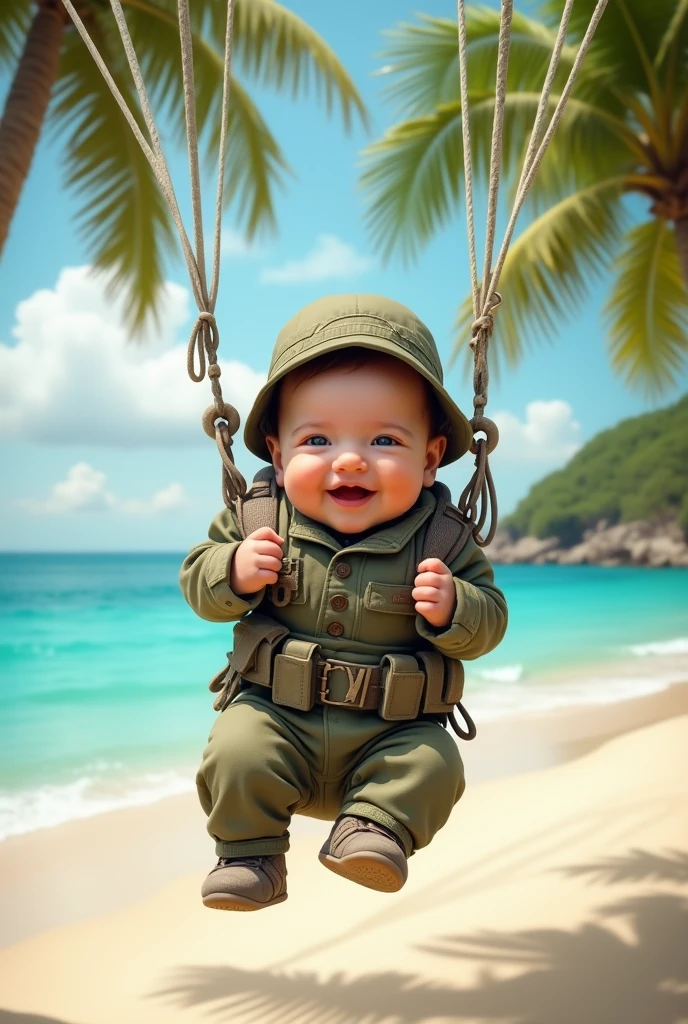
[1,683,687,1024]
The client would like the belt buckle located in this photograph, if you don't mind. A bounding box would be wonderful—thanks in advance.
[318,659,373,708]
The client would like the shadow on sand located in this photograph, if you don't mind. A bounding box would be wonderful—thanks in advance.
[152,848,688,1024]
[0,1014,78,1024]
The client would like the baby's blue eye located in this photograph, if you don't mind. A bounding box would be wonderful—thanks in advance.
[373,435,399,446]
[304,435,330,446]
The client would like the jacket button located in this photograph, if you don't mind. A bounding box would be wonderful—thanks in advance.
[335,563,351,578]
[330,595,348,611]
[327,621,344,637]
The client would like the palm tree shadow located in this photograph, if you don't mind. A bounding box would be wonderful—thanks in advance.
[0,1014,78,1023]
[420,891,688,1024]
[152,849,688,1024]
[557,847,688,886]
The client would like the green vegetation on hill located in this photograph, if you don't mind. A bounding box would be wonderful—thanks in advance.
[504,395,688,545]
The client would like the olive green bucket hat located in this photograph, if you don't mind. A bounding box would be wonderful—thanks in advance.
[244,294,473,466]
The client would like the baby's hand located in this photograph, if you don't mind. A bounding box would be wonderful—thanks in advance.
[412,558,457,629]
[230,527,284,595]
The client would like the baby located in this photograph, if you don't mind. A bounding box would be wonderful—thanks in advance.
[180,294,507,911]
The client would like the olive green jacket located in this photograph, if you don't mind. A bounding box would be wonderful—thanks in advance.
[180,486,507,665]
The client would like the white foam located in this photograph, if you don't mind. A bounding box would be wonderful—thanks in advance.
[0,770,194,842]
[476,664,524,684]
[629,637,688,657]
[469,672,686,722]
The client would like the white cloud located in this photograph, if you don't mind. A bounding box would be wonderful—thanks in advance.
[220,227,263,258]
[19,463,190,516]
[491,400,582,464]
[0,266,266,447]
[261,234,375,284]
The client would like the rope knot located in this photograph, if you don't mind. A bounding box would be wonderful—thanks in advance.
[470,313,495,348]
[187,310,220,384]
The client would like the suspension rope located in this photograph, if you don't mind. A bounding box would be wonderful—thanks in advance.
[455,0,609,546]
[60,0,246,505]
[62,0,609,520]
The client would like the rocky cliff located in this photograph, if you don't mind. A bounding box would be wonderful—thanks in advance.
[487,519,688,567]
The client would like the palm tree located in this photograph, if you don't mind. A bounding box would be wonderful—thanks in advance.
[0,0,366,326]
[361,0,688,394]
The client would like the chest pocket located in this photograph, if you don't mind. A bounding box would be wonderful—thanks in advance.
[363,582,416,615]
[359,581,418,650]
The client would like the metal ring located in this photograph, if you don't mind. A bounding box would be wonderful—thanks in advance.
[202,402,240,439]
[448,702,477,741]
[470,416,499,455]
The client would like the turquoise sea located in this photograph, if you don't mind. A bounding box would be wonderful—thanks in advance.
[1,553,686,841]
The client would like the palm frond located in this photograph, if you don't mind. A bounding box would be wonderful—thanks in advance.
[361,100,464,263]
[121,0,366,131]
[655,0,688,68]
[0,0,31,68]
[210,77,290,239]
[225,0,367,131]
[452,178,627,373]
[122,0,290,239]
[361,92,631,262]
[545,0,685,90]
[514,95,639,212]
[376,7,623,120]
[375,15,463,118]
[604,219,688,394]
[51,17,176,332]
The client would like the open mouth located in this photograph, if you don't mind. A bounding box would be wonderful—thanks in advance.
[328,485,375,506]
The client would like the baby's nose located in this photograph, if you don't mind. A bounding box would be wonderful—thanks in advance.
[332,448,367,471]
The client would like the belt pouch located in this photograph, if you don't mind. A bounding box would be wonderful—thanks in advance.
[228,612,290,687]
[272,638,320,711]
[443,657,465,704]
[417,651,465,712]
[380,653,425,721]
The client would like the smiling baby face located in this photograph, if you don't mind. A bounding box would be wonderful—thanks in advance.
[264,351,447,534]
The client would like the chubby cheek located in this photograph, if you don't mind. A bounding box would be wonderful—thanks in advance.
[374,453,423,507]
[282,453,329,510]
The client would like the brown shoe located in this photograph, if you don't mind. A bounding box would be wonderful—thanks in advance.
[201,854,287,911]
[318,815,408,892]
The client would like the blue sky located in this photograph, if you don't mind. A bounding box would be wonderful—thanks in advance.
[1,0,686,552]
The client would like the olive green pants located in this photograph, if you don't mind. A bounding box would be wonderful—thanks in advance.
[196,687,465,858]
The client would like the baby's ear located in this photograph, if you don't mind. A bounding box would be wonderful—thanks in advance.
[265,435,285,487]
[423,435,447,487]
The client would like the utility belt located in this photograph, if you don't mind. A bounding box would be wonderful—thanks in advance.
[209,613,476,739]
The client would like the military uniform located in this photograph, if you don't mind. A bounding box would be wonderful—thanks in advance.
[181,481,507,858]
[180,294,507,872]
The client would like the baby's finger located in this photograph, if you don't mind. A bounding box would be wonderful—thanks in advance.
[249,527,284,545]
[412,586,439,603]
[414,571,444,589]
[255,554,283,572]
[255,568,280,584]
[416,557,451,575]
[414,601,438,618]
[253,540,284,559]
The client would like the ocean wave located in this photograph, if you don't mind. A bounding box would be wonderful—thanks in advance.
[628,637,688,657]
[0,769,194,842]
[469,672,687,721]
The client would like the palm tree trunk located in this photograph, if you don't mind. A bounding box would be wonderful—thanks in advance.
[676,217,688,294]
[0,0,66,257]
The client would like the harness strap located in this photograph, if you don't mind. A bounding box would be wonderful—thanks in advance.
[421,480,473,566]
[236,470,473,570]
[234,466,278,538]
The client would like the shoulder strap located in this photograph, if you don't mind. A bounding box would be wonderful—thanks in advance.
[422,481,473,566]
[233,465,278,539]
[235,471,471,565]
